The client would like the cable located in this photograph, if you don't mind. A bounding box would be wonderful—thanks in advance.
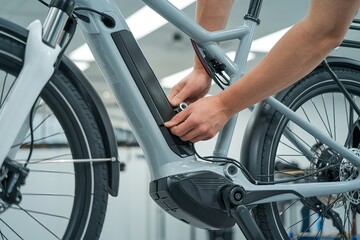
[38,0,49,7]
[74,7,115,26]
[193,144,342,186]
[193,145,258,184]
[191,39,230,90]
[25,103,36,167]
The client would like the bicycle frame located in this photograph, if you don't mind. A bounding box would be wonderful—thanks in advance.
[1,0,360,208]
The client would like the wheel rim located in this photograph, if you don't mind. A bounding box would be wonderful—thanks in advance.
[268,77,360,239]
[0,54,94,239]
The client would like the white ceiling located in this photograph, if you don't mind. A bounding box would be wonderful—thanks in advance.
[1,0,359,129]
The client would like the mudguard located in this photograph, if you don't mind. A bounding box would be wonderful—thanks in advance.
[59,58,120,197]
[240,56,360,178]
[0,18,120,196]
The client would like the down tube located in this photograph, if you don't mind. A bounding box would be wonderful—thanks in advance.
[75,0,199,179]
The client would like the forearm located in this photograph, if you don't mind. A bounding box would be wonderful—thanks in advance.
[219,0,359,116]
[194,0,234,70]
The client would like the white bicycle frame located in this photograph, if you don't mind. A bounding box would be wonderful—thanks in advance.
[1,0,360,206]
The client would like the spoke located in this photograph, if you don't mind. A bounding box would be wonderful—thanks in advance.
[321,195,347,238]
[310,98,332,137]
[279,140,308,156]
[283,125,315,151]
[283,126,315,160]
[278,135,330,165]
[344,95,360,148]
[342,203,351,236]
[345,96,350,130]
[275,155,303,170]
[25,169,74,175]
[0,74,16,109]
[300,105,320,144]
[12,132,65,149]
[14,205,60,239]
[315,217,324,239]
[278,200,299,216]
[286,210,320,232]
[298,213,321,238]
[23,113,54,141]
[22,193,74,198]
[11,205,70,221]
[0,218,22,240]
[0,229,8,240]
[0,72,8,106]
[18,157,114,164]
[277,154,307,157]
[321,94,333,138]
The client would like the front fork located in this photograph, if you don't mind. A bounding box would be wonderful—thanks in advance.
[0,0,75,204]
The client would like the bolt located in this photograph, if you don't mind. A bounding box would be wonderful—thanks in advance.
[234,192,242,201]
[228,165,237,175]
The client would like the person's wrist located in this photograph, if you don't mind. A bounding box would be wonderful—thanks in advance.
[214,93,233,120]
[193,66,211,82]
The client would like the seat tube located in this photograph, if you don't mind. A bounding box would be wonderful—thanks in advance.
[213,1,262,157]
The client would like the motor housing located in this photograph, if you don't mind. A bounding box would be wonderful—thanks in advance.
[149,171,236,230]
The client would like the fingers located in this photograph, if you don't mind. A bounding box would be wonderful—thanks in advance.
[164,109,196,140]
[164,107,217,143]
[168,88,189,107]
[164,109,187,127]
[168,80,186,106]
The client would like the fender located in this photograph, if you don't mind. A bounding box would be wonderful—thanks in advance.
[0,18,120,196]
[240,56,360,178]
[59,58,120,197]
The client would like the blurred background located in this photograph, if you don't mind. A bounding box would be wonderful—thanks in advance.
[1,0,359,239]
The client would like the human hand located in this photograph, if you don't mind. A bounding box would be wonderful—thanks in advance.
[164,95,231,142]
[168,68,211,107]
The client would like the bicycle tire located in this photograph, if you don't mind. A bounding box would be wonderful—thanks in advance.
[0,28,109,239]
[253,66,360,239]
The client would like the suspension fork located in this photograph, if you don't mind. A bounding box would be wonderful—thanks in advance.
[7,99,42,160]
[0,0,75,166]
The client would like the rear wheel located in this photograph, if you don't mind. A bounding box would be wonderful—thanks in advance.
[253,67,360,239]
[0,25,109,239]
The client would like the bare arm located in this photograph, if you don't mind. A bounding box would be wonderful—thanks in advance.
[168,0,234,106]
[194,0,234,69]
[220,0,360,117]
[166,0,360,142]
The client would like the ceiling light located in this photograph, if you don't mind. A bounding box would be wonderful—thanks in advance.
[251,26,292,52]
[160,51,256,88]
[127,0,196,40]
[69,0,196,71]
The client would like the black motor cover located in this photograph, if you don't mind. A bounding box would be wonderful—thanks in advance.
[149,171,235,229]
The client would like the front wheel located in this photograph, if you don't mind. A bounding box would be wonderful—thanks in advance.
[253,66,360,239]
[0,25,109,239]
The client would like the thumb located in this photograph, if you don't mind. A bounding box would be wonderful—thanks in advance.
[164,110,188,128]
[169,91,187,107]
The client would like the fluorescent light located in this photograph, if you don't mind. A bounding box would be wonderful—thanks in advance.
[251,26,292,53]
[128,0,196,40]
[69,44,95,62]
[161,68,192,88]
[161,51,256,88]
[72,61,90,71]
[69,0,196,71]
[160,25,292,89]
